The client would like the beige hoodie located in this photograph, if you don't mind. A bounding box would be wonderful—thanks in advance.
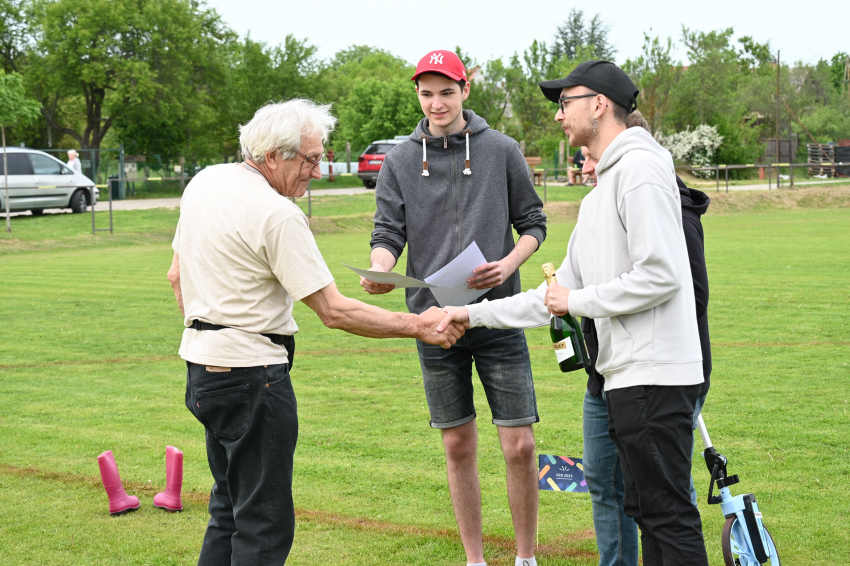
[467,127,703,391]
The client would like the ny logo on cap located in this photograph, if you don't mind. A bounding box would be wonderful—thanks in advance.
[430,53,444,65]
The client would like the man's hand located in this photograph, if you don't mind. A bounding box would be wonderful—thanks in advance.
[360,272,396,295]
[466,234,540,290]
[437,306,470,332]
[418,306,466,348]
[361,249,397,294]
[544,281,570,316]
[467,257,517,290]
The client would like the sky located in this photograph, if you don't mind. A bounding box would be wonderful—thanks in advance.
[204,0,849,68]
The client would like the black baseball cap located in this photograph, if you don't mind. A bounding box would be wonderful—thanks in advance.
[538,60,639,114]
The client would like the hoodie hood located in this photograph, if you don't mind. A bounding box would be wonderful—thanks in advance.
[676,176,710,217]
[410,110,490,176]
[595,127,675,177]
[409,109,490,144]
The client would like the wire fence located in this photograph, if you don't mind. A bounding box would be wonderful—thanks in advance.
[535,162,850,203]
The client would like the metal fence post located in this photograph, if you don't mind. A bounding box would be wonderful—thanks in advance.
[715,166,719,192]
[119,144,125,198]
[179,156,186,191]
[543,170,547,204]
[725,166,729,193]
[789,162,794,188]
[108,176,113,234]
[558,140,565,181]
[345,142,351,174]
[90,186,96,234]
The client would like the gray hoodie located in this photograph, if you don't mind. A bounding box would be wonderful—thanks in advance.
[370,110,547,314]
[467,127,704,391]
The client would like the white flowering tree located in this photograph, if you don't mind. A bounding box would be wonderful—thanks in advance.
[659,125,724,178]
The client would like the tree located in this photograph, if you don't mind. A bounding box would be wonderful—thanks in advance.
[623,33,681,134]
[0,69,39,231]
[319,45,412,104]
[674,27,740,126]
[0,0,30,73]
[183,33,321,164]
[26,0,232,152]
[550,9,616,62]
[336,77,421,152]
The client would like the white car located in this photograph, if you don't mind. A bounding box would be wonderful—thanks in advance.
[0,148,99,215]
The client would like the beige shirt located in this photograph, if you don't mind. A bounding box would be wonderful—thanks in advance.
[172,163,334,367]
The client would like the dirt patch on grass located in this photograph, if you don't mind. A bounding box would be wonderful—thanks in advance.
[540,184,850,223]
[308,212,374,234]
[0,462,597,564]
[704,184,850,214]
[542,201,582,222]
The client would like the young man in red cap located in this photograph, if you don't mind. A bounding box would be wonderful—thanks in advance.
[361,50,547,566]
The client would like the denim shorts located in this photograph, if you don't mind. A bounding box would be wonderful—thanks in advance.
[416,327,539,429]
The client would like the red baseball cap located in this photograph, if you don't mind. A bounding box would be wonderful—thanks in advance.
[411,50,468,82]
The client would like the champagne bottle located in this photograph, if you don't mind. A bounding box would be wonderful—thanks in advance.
[542,263,590,373]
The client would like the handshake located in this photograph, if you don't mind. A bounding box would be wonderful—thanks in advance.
[416,306,471,349]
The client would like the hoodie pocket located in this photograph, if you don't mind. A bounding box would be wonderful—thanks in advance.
[598,316,633,372]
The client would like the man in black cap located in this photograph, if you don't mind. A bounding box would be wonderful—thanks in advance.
[538,60,709,566]
[439,61,709,566]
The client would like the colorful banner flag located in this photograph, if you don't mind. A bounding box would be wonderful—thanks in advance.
[538,454,588,493]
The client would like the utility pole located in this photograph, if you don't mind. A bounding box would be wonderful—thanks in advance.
[844,56,849,96]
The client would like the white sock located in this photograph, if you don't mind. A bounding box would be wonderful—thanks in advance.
[516,557,536,566]
[467,563,486,566]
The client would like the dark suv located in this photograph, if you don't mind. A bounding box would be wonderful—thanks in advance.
[357,138,404,188]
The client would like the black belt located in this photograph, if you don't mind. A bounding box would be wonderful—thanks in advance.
[190,320,295,369]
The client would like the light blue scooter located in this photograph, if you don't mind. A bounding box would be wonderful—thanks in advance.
[697,414,781,565]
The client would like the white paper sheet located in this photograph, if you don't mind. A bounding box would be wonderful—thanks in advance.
[344,242,490,307]
[424,242,490,307]
[342,264,437,288]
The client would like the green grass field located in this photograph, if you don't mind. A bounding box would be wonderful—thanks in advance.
[0,187,848,565]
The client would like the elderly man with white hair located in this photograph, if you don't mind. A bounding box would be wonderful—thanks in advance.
[66,149,82,174]
[167,99,465,565]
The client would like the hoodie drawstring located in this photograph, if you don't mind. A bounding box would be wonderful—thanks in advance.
[463,129,472,175]
[420,130,472,177]
[421,135,429,177]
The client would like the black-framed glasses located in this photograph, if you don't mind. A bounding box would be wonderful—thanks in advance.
[292,149,324,171]
[558,93,598,113]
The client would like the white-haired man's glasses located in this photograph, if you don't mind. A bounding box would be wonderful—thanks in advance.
[292,149,324,171]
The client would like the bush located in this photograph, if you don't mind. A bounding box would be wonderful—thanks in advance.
[659,125,723,178]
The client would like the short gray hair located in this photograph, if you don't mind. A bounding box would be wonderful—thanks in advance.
[239,99,337,164]
[626,110,650,133]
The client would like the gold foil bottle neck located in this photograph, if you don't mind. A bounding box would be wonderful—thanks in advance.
[542,263,557,286]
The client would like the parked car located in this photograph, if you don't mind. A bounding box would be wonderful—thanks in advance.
[0,148,99,215]
[357,137,405,188]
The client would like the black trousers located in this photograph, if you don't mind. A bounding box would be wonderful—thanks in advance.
[606,384,709,566]
[186,362,298,566]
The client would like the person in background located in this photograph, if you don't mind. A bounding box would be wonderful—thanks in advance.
[67,149,82,174]
[568,147,585,186]
[579,110,712,566]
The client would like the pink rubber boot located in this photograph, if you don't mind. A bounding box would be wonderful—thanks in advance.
[97,450,140,515]
[154,445,183,512]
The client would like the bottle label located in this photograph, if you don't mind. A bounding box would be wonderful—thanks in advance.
[554,339,574,362]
